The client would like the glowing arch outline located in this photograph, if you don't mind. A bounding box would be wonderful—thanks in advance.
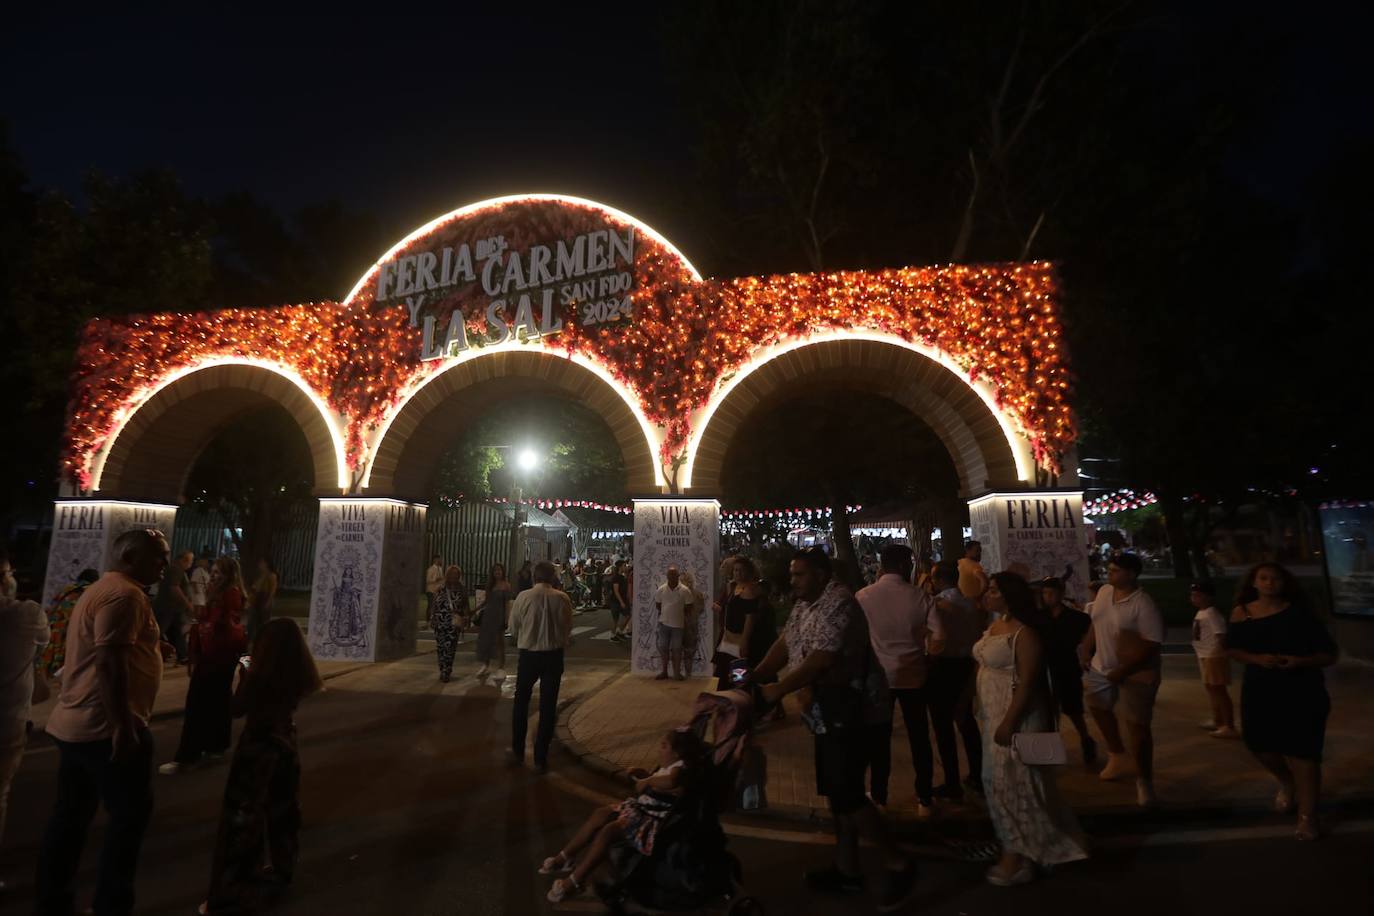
[360,338,667,490]
[343,193,703,305]
[88,357,351,493]
[678,330,1036,491]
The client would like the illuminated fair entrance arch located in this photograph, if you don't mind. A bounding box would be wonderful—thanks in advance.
[51,191,1081,661]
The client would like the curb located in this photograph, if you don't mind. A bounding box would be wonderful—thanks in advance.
[554,662,634,784]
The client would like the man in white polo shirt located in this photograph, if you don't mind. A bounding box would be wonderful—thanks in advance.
[1080,552,1165,807]
[654,566,694,681]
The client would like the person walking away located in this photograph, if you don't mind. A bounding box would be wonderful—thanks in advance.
[154,549,194,664]
[189,555,211,618]
[509,561,572,773]
[754,548,917,912]
[200,618,322,914]
[856,545,936,815]
[925,561,985,799]
[162,557,247,775]
[1078,553,1165,807]
[431,565,467,683]
[248,558,278,642]
[1190,580,1238,738]
[474,563,514,681]
[37,529,170,916]
[425,554,445,615]
[516,560,534,594]
[1225,563,1338,840]
[1,584,48,890]
[42,569,98,678]
[606,561,630,642]
[653,566,694,681]
[958,540,989,601]
[974,573,1088,886]
[1040,577,1097,765]
[678,570,706,677]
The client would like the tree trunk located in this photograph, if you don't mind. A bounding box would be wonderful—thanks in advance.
[1159,491,1195,579]
[826,483,858,585]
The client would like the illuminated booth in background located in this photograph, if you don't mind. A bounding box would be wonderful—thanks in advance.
[50,194,1079,668]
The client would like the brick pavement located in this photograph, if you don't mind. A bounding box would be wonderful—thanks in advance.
[560,654,1374,820]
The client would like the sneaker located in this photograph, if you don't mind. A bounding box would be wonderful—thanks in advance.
[1198,720,1217,730]
[804,865,864,894]
[1098,753,1132,781]
[877,862,919,913]
[1136,779,1158,808]
[546,877,582,903]
[158,762,182,776]
[1210,726,1241,739]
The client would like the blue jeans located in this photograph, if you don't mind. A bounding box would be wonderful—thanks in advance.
[36,727,155,916]
[512,649,564,766]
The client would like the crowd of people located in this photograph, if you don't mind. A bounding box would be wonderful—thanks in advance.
[0,531,320,914]
[0,527,1345,912]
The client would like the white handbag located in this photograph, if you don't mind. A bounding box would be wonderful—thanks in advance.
[1008,628,1067,766]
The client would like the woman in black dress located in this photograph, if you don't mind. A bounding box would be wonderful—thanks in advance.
[712,557,771,689]
[1225,562,1338,840]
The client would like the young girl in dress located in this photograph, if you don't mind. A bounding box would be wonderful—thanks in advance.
[199,618,323,914]
[542,728,707,902]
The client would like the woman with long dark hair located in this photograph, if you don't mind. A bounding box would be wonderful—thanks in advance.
[162,557,247,775]
[1226,562,1338,840]
[431,565,468,683]
[200,618,323,914]
[973,572,1086,885]
[474,563,514,681]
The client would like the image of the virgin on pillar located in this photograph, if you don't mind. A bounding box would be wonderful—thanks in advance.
[328,564,366,647]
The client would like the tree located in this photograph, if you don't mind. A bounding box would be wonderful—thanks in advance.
[720,390,959,570]
[183,406,315,569]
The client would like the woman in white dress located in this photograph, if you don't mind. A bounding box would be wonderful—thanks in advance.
[973,571,1088,886]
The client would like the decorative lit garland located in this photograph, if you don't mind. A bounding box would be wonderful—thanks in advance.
[1084,489,1158,516]
[61,198,1076,488]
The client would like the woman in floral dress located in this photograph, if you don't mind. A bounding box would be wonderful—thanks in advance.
[973,572,1088,886]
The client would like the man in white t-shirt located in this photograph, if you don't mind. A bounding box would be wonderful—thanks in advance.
[653,567,694,681]
[1079,552,1165,806]
[1189,580,1237,738]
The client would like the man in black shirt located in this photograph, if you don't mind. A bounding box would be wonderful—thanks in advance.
[1040,577,1096,765]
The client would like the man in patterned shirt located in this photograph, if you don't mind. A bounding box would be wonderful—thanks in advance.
[755,547,917,913]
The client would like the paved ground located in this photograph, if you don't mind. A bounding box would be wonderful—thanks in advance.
[1,607,1370,915]
[564,611,1374,818]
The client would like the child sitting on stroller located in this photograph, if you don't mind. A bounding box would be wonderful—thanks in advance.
[542,728,707,902]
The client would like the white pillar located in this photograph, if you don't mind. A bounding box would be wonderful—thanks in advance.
[308,497,427,662]
[967,490,1091,606]
[42,499,179,608]
[630,497,720,677]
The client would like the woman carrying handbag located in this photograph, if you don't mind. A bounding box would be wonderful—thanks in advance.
[973,572,1087,886]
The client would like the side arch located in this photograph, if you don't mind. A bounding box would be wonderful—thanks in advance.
[92,360,349,502]
[683,334,1033,497]
[363,345,664,498]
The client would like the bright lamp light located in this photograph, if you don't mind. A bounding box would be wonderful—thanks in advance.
[517,448,540,472]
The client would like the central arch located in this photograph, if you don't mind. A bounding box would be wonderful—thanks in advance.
[363,345,663,498]
[683,334,1033,498]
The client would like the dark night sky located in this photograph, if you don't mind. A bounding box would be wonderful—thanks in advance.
[3,4,1369,285]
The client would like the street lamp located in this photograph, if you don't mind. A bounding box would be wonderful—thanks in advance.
[517,448,540,472]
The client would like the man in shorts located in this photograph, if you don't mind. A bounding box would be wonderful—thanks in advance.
[755,548,917,912]
[653,566,693,680]
[1080,552,1165,807]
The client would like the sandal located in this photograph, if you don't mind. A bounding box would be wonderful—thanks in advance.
[1295,815,1320,841]
[1274,787,1296,815]
[538,852,572,875]
[546,876,582,902]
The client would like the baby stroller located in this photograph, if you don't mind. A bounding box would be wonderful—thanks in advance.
[594,690,764,915]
